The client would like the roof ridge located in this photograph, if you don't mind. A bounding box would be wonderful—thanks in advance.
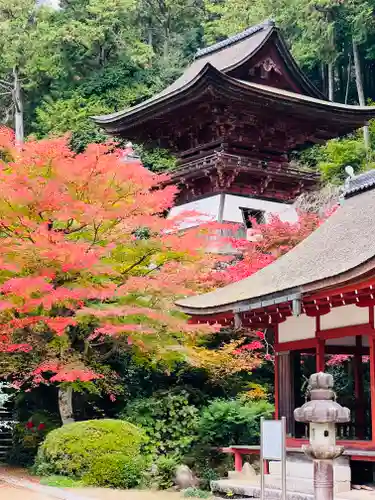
[195,19,275,59]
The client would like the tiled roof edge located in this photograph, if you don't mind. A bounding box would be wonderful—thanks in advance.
[344,169,375,198]
[195,19,275,59]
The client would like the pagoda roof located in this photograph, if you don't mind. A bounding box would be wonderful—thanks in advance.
[93,63,375,138]
[93,20,329,132]
[176,171,375,315]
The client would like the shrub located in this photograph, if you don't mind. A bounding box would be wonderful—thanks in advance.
[197,399,273,447]
[40,476,85,488]
[35,419,143,478]
[123,390,199,456]
[183,487,212,498]
[151,454,180,490]
[83,453,147,488]
[184,448,232,490]
[8,411,59,467]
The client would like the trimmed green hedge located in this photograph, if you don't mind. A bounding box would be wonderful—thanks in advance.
[35,419,143,478]
[83,453,147,488]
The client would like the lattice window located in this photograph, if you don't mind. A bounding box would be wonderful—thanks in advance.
[240,207,265,229]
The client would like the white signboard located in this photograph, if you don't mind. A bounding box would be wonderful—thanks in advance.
[260,417,286,500]
[261,419,283,460]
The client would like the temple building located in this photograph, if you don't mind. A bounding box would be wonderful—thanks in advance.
[176,169,375,491]
[93,20,375,235]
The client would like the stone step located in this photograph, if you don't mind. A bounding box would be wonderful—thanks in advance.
[211,480,314,500]
[228,471,259,482]
[265,475,350,494]
[268,461,351,481]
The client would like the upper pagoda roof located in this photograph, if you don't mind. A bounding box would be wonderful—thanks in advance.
[93,20,329,132]
[93,21,375,142]
[93,64,375,138]
[176,170,375,315]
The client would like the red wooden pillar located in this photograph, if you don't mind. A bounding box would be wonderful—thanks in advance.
[274,325,279,419]
[316,338,325,372]
[368,334,375,443]
[274,353,279,419]
[353,336,365,439]
[234,451,243,472]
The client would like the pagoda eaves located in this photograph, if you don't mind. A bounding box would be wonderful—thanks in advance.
[93,21,375,205]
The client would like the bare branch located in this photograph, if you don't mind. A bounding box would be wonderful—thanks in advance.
[122,251,155,275]
[0,79,12,88]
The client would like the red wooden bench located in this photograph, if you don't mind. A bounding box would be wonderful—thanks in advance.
[221,445,269,473]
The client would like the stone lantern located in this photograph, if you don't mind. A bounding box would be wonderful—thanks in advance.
[294,372,350,500]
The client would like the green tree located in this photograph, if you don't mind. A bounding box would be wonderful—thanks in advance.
[0,0,61,142]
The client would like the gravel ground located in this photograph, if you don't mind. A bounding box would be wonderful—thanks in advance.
[0,475,185,500]
[78,489,184,499]
[0,481,58,500]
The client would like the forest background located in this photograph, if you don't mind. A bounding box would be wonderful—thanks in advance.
[0,0,370,486]
[2,0,375,180]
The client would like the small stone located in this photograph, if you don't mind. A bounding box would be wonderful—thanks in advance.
[175,464,197,489]
[242,462,257,479]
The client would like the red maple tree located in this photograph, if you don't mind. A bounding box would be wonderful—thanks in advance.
[0,129,230,422]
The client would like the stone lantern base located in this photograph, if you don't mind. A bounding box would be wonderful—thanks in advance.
[265,452,351,494]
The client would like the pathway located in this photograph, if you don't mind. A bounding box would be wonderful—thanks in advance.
[0,473,184,500]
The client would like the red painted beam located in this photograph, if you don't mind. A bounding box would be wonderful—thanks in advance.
[275,338,317,352]
[318,323,374,340]
[307,279,375,301]
[351,456,375,462]
[286,437,375,451]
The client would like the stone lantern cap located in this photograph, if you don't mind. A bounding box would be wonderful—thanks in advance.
[294,372,350,424]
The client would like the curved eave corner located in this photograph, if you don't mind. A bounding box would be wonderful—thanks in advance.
[90,63,223,130]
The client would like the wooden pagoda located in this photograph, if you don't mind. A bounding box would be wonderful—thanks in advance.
[93,20,375,217]
[177,169,375,480]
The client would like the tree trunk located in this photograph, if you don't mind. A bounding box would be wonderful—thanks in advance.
[148,24,153,47]
[321,63,327,96]
[12,67,24,145]
[328,62,334,101]
[345,53,352,104]
[337,62,344,102]
[352,39,370,150]
[58,386,74,425]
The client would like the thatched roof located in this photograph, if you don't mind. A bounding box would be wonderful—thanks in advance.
[176,171,375,315]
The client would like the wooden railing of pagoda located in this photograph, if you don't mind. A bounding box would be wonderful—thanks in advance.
[172,151,318,182]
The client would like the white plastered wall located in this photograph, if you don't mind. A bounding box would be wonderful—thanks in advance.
[222,194,298,223]
[320,304,369,330]
[168,195,221,229]
[278,314,316,343]
[168,193,298,230]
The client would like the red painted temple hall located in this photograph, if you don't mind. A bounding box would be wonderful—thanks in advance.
[177,170,375,487]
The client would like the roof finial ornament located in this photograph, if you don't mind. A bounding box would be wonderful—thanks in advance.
[345,165,355,178]
[344,165,355,190]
